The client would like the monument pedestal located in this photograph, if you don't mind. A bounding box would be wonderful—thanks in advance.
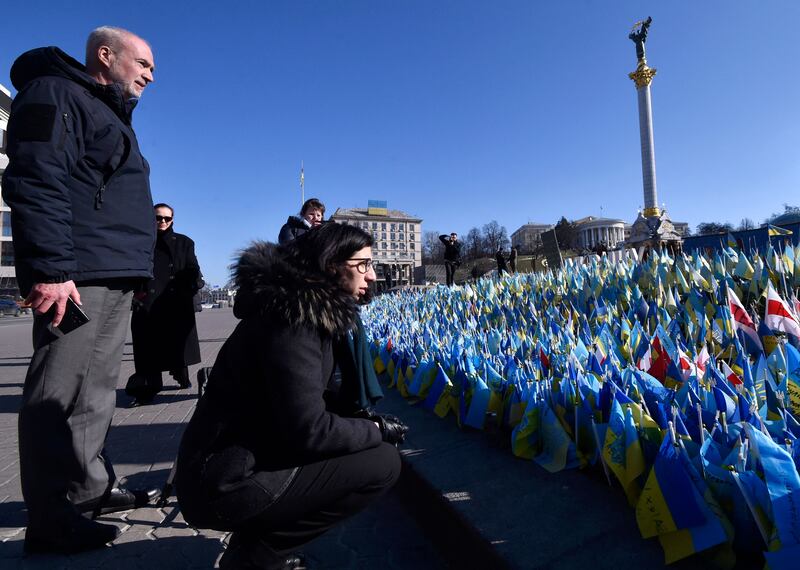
[627,210,682,251]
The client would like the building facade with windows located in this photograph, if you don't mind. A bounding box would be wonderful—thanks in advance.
[511,222,552,253]
[672,221,690,238]
[0,84,15,295]
[330,202,422,288]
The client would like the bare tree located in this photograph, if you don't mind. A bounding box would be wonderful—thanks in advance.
[422,231,445,264]
[464,227,483,260]
[738,218,756,231]
[482,220,509,254]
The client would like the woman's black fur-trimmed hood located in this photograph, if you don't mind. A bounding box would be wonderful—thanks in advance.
[231,241,359,337]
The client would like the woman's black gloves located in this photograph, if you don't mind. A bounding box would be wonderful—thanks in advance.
[374,414,409,445]
[349,408,409,445]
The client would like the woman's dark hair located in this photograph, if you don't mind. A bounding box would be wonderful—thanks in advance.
[300,198,325,217]
[153,202,174,215]
[281,222,373,285]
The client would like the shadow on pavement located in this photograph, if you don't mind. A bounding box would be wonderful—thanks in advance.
[104,423,189,465]
[120,468,172,496]
[1,532,225,568]
[114,389,198,408]
[0,358,30,368]
[0,393,22,414]
[0,500,26,530]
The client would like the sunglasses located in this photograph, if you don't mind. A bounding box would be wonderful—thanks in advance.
[156,215,173,222]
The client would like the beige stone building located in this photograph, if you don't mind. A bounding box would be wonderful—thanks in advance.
[330,201,422,288]
[510,222,552,253]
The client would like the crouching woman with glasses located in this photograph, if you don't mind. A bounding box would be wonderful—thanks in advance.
[176,223,408,570]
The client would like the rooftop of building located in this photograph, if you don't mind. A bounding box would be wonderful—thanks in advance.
[331,207,422,222]
[511,222,552,234]
[573,215,625,226]
[771,210,800,226]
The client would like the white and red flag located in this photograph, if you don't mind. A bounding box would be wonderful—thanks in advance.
[720,360,744,387]
[727,285,763,351]
[764,283,800,340]
[695,344,710,374]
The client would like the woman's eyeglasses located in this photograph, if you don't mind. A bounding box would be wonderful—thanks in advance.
[345,258,373,274]
[156,215,173,222]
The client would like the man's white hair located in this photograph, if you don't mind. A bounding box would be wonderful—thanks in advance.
[85,26,138,63]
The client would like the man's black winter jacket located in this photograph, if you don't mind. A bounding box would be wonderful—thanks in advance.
[439,234,462,263]
[2,47,155,295]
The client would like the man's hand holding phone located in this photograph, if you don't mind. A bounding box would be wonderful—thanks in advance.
[26,281,83,328]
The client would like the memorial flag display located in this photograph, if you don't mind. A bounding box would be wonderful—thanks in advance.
[363,243,800,565]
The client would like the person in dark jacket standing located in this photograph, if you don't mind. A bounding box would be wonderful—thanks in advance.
[496,248,509,275]
[278,197,325,244]
[439,232,462,287]
[509,246,518,273]
[1,27,160,553]
[129,203,203,401]
[177,224,407,570]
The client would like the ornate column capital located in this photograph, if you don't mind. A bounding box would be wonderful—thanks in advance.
[629,62,657,89]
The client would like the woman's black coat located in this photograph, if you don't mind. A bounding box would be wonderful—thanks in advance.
[131,227,203,373]
[176,241,382,530]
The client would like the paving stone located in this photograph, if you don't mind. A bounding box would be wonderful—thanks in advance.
[110,525,153,545]
[172,534,225,566]
[0,526,25,541]
[123,507,165,525]
[195,528,228,540]
[150,525,197,539]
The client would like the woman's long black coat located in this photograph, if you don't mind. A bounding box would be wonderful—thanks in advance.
[132,227,203,373]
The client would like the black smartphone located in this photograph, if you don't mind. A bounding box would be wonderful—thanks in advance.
[47,298,91,334]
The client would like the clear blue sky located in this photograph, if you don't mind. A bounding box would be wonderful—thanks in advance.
[3,1,799,285]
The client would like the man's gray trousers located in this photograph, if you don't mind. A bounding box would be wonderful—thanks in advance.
[18,281,134,529]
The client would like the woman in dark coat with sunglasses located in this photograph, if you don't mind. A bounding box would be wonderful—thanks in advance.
[129,203,203,400]
[176,223,407,570]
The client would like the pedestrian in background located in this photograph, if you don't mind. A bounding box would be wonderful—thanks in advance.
[278,197,325,244]
[384,263,394,291]
[439,232,462,287]
[509,246,518,273]
[496,247,509,275]
[128,203,203,402]
[177,223,407,570]
[2,26,160,553]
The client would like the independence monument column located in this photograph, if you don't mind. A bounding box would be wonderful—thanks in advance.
[626,17,681,249]
[628,17,659,218]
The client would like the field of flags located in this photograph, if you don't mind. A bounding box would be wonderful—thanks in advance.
[363,240,800,567]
